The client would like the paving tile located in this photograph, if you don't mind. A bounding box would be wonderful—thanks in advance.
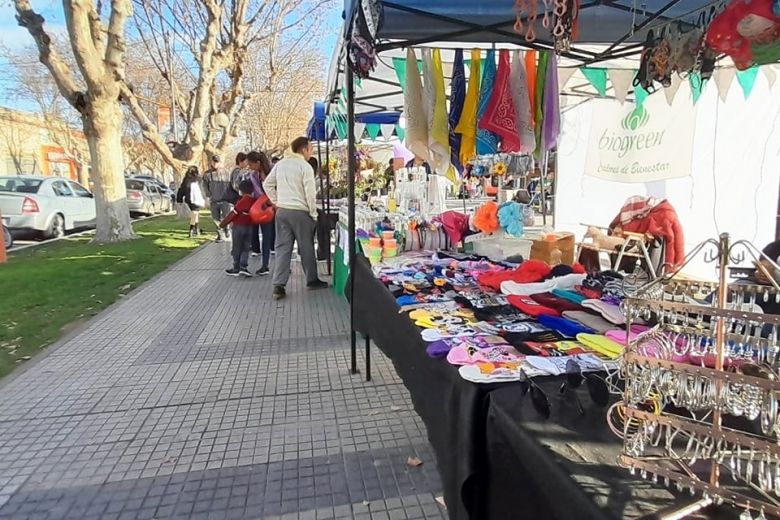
[0,245,445,519]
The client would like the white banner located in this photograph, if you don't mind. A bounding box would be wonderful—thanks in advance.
[584,96,695,183]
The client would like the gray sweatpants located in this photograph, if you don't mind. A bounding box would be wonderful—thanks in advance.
[272,208,318,287]
[211,201,233,238]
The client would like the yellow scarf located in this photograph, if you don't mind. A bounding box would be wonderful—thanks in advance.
[455,49,481,167]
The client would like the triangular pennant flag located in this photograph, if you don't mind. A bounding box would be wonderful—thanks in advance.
[634,84,649,107]
[335,118,347,140]
[689,72,704,104]
[380,123,395,141]
[395,124,405,141]
[558,67,577,90]
[664,74,683,106]
[736,66,759,99]
[764,66,777,90]
[392,57,423,93]
[354,122,366,140]
[608,69,635,104]
[366,123,381,140]
[713,68,736,102]
[580,67,608,97]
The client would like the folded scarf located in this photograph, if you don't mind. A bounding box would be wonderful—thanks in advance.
[480,49,521,152]
[476,49,499,155]
[455,49,481,166]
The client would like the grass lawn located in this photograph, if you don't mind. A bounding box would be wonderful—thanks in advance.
[0,215,212,379]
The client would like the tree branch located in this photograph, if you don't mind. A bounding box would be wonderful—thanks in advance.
[64,0,107,94]
[105,0,132,78]
[14,0,87,113]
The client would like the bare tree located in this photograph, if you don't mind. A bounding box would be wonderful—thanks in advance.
[1,44,90,186]
[14,0,135,242]
[122,0,331,177]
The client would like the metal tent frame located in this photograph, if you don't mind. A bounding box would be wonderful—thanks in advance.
[336,0,724,380]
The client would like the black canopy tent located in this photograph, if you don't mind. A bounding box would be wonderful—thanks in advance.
[333,0,724,379]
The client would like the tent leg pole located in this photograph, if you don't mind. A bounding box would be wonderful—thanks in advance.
[347,66,358,376]
[326,138,332,275]
[365,335,371,382]
[540,151,549,227]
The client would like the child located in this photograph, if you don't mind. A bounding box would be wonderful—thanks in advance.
[220,180,256,277]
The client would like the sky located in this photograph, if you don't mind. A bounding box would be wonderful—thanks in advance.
[0,0,344,112]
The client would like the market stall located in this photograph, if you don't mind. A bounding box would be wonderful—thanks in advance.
[328,0,780,519]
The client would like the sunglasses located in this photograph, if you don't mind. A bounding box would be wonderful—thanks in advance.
[519,370,551,419]
[559,359,611,415]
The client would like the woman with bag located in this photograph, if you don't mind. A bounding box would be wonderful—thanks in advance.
[246,151,275,275]
[176,166,206,238]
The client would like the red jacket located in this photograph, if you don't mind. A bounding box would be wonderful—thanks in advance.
[610,200,685,268]
[221,195,255,227]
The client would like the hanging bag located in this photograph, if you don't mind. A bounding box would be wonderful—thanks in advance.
[249,194,275,224]
[189,181,206,208]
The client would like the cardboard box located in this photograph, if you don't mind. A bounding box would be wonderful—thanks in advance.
[529,232,576,265]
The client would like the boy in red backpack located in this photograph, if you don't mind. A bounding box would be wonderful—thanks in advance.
[220,179,256,277]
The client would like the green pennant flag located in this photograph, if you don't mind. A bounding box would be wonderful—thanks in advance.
[354,77,362,90]
[392,57,423,93]
[736,66,759,99]
[334,117,347,140]
[366,123,381,139]
[581,67,608,97]
[689,72,704,104]
[395,124,405,141]
[634,83,649,107]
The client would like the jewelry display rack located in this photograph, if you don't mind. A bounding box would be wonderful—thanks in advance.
[619,234,780,519]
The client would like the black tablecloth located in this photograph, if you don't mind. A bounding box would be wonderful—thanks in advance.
[347,255,734,520]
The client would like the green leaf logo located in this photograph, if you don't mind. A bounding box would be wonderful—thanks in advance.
[622,106,650,131]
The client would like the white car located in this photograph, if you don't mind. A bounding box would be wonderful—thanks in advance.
[0,176,96,239]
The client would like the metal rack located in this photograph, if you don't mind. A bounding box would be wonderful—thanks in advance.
[619,233,780,519]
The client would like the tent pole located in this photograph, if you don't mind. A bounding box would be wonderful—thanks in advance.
[326,136,332,275]
[540,150,549,226]
[347,66,358,375]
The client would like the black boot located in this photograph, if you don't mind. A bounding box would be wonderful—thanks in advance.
[188,225,195,238]
[195,224,202,235]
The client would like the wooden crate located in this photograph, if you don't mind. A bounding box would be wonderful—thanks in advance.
[529,232,576,265]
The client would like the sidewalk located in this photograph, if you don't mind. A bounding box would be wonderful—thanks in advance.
[0,243,446,520]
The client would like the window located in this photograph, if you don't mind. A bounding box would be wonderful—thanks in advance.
[69,182,92,198]
[125,180,145,191]
[51,180,74,197]
[0,177,42,194]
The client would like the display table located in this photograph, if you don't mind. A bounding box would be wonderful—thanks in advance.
[348,254,736,520]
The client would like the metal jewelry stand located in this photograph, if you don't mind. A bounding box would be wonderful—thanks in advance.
[620,233,780,518]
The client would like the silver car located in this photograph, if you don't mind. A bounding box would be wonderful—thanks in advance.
[125,179,165,216]
[0,176,96,239]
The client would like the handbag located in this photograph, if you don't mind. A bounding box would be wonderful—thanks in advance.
[249,194,275,224]
[189,182,206,208]
[176,202,192,220]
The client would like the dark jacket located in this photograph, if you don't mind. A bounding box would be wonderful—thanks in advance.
[203,167,233,203]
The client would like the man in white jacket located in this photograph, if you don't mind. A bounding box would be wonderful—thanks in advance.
[263,137,327,300]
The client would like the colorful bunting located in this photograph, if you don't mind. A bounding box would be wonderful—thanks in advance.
[581,67,608,97]
[380,123,395,141]
[713,68,736,102]
[664,74,683,106]
[736,66,759,99]
[607,69,634,104]
[689,72,704,104]
[764,65,777,90]
[634,84,649,107]
[392,57,422,92]
[558,67,577,90]
[366,123,381,139]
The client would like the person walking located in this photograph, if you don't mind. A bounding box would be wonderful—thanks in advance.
[263,137,327,300]
[247,151,275,276]
[203,155,234,242]
[177,166,206,237]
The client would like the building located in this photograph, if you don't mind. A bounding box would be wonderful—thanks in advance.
[0,107,88,182]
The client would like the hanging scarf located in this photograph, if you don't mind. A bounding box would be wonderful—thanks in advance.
[429,49,450,176]
[533,51,549,158]
[455,50,481,166]
[542,52,561,151]
[480,49,521,153]
[449,49,466,173]
[510,50,536,154]
[404,48,429,161]
[525,51,538,127]
[476,49,499,155]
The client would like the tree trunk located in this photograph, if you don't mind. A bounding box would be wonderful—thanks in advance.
[84,98,135,243]
[77,160,89,188]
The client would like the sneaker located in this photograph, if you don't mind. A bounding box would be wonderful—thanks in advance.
[307,280,328,290]
[250,252,261,257]
[255,267,270,276]
[239,268,253,278]
[215,236,223,243]
[271,250,276,255]
[272,286,286,300]
[225,268,240,276]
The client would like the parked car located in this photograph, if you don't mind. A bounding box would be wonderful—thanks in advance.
[133,176,175,205]
[125,179,164,216]
[0,176,96,239]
